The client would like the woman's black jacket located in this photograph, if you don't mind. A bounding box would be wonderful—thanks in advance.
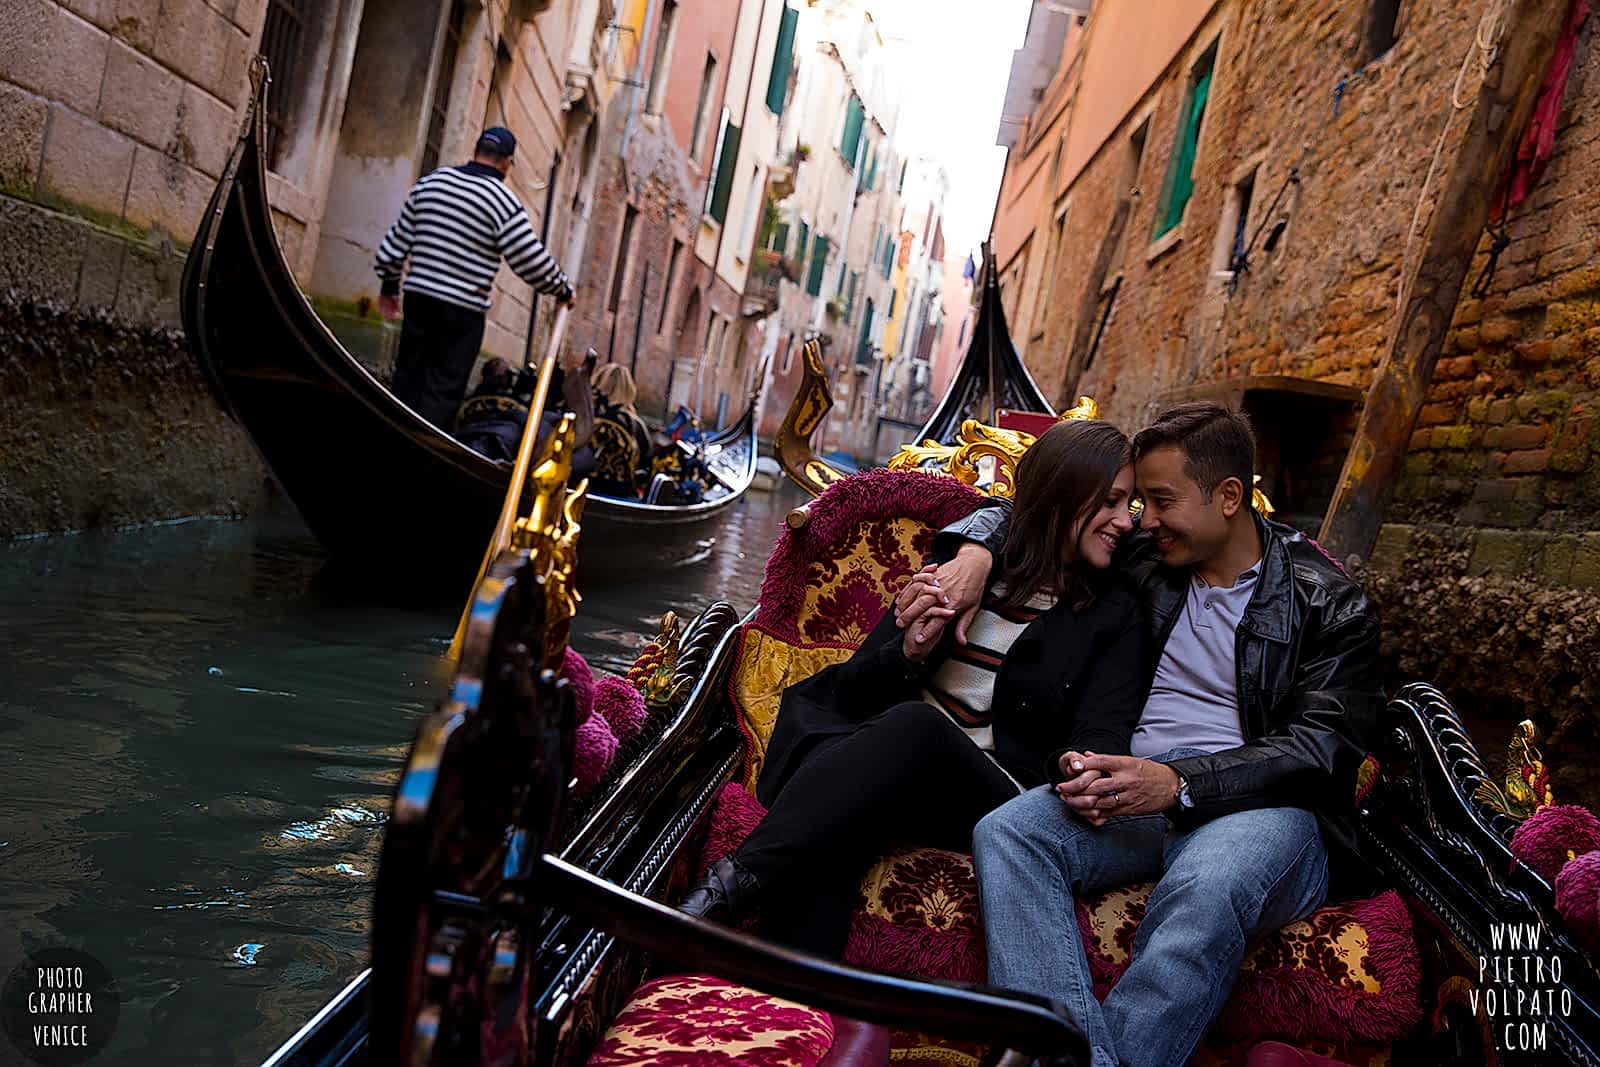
[755,571,1149,808]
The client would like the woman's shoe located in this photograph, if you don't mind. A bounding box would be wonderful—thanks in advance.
[678,857,761,924]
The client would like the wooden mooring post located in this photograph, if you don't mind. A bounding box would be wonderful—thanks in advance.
[1319,0,1572,567]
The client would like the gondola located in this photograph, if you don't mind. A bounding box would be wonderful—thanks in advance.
[180,65,757,590]
[775,244,1054,496]
[263,356,1600,1065]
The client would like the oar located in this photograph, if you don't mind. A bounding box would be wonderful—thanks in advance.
[448,303,573,660]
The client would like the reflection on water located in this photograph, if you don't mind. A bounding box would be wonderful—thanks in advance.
[0,482,802,1065]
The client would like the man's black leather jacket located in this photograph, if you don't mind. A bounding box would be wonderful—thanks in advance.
[934,505,1382,863]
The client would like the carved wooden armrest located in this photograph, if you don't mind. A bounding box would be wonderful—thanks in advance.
[539,854,1089,1064]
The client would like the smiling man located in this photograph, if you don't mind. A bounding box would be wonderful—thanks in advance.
[894,402,1382,1067]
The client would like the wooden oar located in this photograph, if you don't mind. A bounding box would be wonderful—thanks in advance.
[448,304,572,660]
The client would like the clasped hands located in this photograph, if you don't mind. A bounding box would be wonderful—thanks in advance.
[1054,752,1182,826]
[892,544,990,662]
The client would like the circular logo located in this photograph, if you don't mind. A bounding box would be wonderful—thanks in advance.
[2,950,120,1065]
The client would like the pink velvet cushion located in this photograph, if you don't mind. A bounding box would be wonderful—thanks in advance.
[587,974,835,1066]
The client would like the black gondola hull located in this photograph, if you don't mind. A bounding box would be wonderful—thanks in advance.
[180,69,757,590]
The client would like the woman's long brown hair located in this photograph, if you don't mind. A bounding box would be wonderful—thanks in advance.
[995,419,1132,612]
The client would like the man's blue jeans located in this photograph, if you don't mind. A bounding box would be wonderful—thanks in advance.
[972,751,1328,1067]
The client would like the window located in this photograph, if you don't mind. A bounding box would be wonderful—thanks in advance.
[1227,168,1256,271]
[780,331,796,375]
[766,3,798,116]
[845,271,857,317]
[645,0,678,114]
[805,234,828,295]
[608,205,637,312]
[796,220,810,276]
[769,218,789,255]
[260,0,311,170]
[1153,42,1216,241]
[736,167,762,254]
[840,95,864,166]
[856,298,875,365]
[419,0,468,176]
[706,115,741,223]
[863,139,878,190]
[689,54,718,161]
[887,288,897,318]
[1364,0,1401,63]
[658,239,682,333]
[881,233,895,277]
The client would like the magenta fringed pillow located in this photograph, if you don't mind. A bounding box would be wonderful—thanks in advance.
[1510,804,1600,883]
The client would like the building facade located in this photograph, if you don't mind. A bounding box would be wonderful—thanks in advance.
[991,0,1600,797]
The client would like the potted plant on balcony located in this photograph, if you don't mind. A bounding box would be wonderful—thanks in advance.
[793,143,812,164]
[824,296,847,321]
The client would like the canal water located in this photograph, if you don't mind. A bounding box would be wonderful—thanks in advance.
[0,481,805,1065]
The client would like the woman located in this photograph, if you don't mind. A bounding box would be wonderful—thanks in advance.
[680,419,1149,957]
[589,363,654,496]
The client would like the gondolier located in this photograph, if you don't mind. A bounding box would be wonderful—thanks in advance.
[376,125,574,429]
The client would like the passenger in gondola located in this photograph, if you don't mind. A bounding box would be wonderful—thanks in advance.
[453,353,597,479]
[679,420,1150,959]
[588,363,655,497]
[375,125,575,430]
[900,403,1382,1067]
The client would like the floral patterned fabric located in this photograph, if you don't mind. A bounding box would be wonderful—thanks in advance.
[587,974,835,1066]
[729,630,855,791]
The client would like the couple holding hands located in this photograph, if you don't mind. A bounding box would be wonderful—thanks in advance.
[682,402,1381,1067]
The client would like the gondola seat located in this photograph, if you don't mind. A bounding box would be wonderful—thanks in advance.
[702,467,1427,1066]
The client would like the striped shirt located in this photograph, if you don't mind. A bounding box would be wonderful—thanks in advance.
[921,586,1057,759]
[375,162,569,312]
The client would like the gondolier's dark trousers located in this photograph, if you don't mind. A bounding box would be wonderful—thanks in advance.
[391,291,486,429]
[732,701,1020,958]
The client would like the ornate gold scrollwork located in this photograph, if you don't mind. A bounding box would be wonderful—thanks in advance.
[885,401,1101,498]
[509,412,588,669]
[1474,719,1554,822]
[629,611,695,710]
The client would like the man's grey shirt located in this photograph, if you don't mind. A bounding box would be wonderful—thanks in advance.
[1129,562,1260,758]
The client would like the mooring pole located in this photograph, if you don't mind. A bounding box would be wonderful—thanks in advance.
[1320,0,1571,566]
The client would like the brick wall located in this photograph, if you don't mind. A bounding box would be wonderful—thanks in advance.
[1016,0,1599,555]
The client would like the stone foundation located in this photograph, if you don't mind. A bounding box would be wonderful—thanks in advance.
[0,194,265,538]
[1367,525,1600,811]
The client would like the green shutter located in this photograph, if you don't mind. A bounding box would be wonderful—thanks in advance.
[771,220,790,255]
[864,143,878,190]
[708,120,742,224]
[846,271,857,316]
[856,298,874,364]
[1154,60,1213,239]
[765,5,798,116]
[796,220,810,275]
[805,234,828,295]
[881,234,895,277]
[840,95,863,166]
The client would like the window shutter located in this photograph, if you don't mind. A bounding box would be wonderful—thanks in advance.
[1154,60,1213,239]
[865,143,878,190]
[765,5,798,116]
[796,220,810,275]
[708,120,742,223]
[840,95,863,166]
[771,220,790,255]
[846,271,857,317]
[856,299,875,364]
[805,234,829,295]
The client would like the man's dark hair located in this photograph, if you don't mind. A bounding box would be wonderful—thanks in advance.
[1132,402,1255,502]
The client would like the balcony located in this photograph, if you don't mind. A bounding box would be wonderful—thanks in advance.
[742,249,799,318]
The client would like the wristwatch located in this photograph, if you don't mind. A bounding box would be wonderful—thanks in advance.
[1173,771,1194,811]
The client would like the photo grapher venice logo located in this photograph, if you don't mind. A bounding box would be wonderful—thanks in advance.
[1477,921,1574,1054]
[2,949,120,1065]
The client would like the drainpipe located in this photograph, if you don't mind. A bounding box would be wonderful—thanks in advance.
[523,152,561,369]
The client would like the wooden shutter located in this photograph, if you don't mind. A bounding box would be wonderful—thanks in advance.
[765,5,798,116]
[708,120,742,223]
[805,234,828,295]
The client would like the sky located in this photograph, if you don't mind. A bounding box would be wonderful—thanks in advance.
[873,0,1035,259]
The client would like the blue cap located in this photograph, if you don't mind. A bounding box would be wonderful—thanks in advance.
[476,126,516,158]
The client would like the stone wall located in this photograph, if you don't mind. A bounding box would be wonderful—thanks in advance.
[1016,0,1598,538]
[1366,525,1600,810]
[0,197,264,538]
